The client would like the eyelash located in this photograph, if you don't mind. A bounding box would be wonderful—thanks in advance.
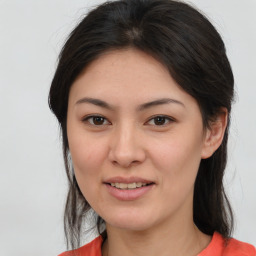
[82,115,175,127]
[146,115,174,126]
[83,115,111,126]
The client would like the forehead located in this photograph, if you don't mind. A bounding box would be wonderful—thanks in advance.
[84,48,167,76]
[68,48,197,108]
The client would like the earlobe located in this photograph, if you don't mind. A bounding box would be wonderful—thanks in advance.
[201,109,228,159]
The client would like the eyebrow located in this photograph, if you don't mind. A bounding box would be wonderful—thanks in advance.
[75,97,185,111]
[76,97,114,110]
[137,98,185,111]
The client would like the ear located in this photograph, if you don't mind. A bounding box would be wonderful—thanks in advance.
[201,108,228,159]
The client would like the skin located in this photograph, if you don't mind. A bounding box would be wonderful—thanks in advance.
[67,48,227,256]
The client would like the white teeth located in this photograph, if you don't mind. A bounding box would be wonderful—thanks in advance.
[119,183,128,189]
[128,183,136,189]
[110,182,149,189]
[136,182,142,187]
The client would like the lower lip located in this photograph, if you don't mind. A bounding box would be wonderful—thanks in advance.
[105,183,154,201]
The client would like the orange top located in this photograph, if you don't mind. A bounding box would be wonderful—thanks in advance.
[198,232,255,256]
[59,232,256,256]
[58,236,103,256]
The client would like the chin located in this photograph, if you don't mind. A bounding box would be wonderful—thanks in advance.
[104,211,156,231]
[109,221,152,231]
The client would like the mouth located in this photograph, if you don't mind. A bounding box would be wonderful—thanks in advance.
[103,176,155,200]
[107,182,154,190]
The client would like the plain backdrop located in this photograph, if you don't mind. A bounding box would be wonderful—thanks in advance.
[0,0,255,255]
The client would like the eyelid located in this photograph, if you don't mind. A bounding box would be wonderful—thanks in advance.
[81,114,175,127]
[145,115,175,126]
[82,114,111,126]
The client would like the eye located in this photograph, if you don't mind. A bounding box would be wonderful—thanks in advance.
[146,115,174,126]
[83,115,111,126]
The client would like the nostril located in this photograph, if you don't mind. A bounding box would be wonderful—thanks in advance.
[111,159,140,168]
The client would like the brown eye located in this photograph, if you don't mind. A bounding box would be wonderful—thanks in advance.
[92,116,105,125]
[83,115,110,126]
[147,115,173,126]
[154,116,166,125]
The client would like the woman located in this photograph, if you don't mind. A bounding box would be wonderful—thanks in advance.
[49,0,256,255]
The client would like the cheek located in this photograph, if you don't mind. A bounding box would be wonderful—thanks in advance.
[152,134,202,168]
[68,136,109,208]
[149,135,202,214]
[67,130,109,196]
[70,137,107,173]
[150,131,203,189]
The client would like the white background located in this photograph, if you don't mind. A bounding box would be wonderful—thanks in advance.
[0,0,255,255]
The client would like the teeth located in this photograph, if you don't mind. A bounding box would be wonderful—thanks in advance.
[120,183,128,189]
[128,183,136,189]
[110,182,149,189]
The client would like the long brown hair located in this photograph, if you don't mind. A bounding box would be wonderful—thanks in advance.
[49,0,234,249]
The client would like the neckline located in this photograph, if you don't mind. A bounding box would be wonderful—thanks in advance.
[100,232,222,256]
[197,232,222,255]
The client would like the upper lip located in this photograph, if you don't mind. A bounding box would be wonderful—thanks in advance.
[104,176,155,184]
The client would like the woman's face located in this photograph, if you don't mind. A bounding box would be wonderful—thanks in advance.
[67,48,210,231]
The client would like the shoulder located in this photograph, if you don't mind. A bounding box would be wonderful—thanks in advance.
[58,236,103,256]
[199,232,256,256]
[224,236,256,256]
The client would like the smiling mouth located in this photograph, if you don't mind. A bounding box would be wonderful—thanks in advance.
[108,182,154,190]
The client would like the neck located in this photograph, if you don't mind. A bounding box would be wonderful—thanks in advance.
[102,218,211,256]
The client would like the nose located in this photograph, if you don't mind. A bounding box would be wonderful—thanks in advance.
[108,123,146,168]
